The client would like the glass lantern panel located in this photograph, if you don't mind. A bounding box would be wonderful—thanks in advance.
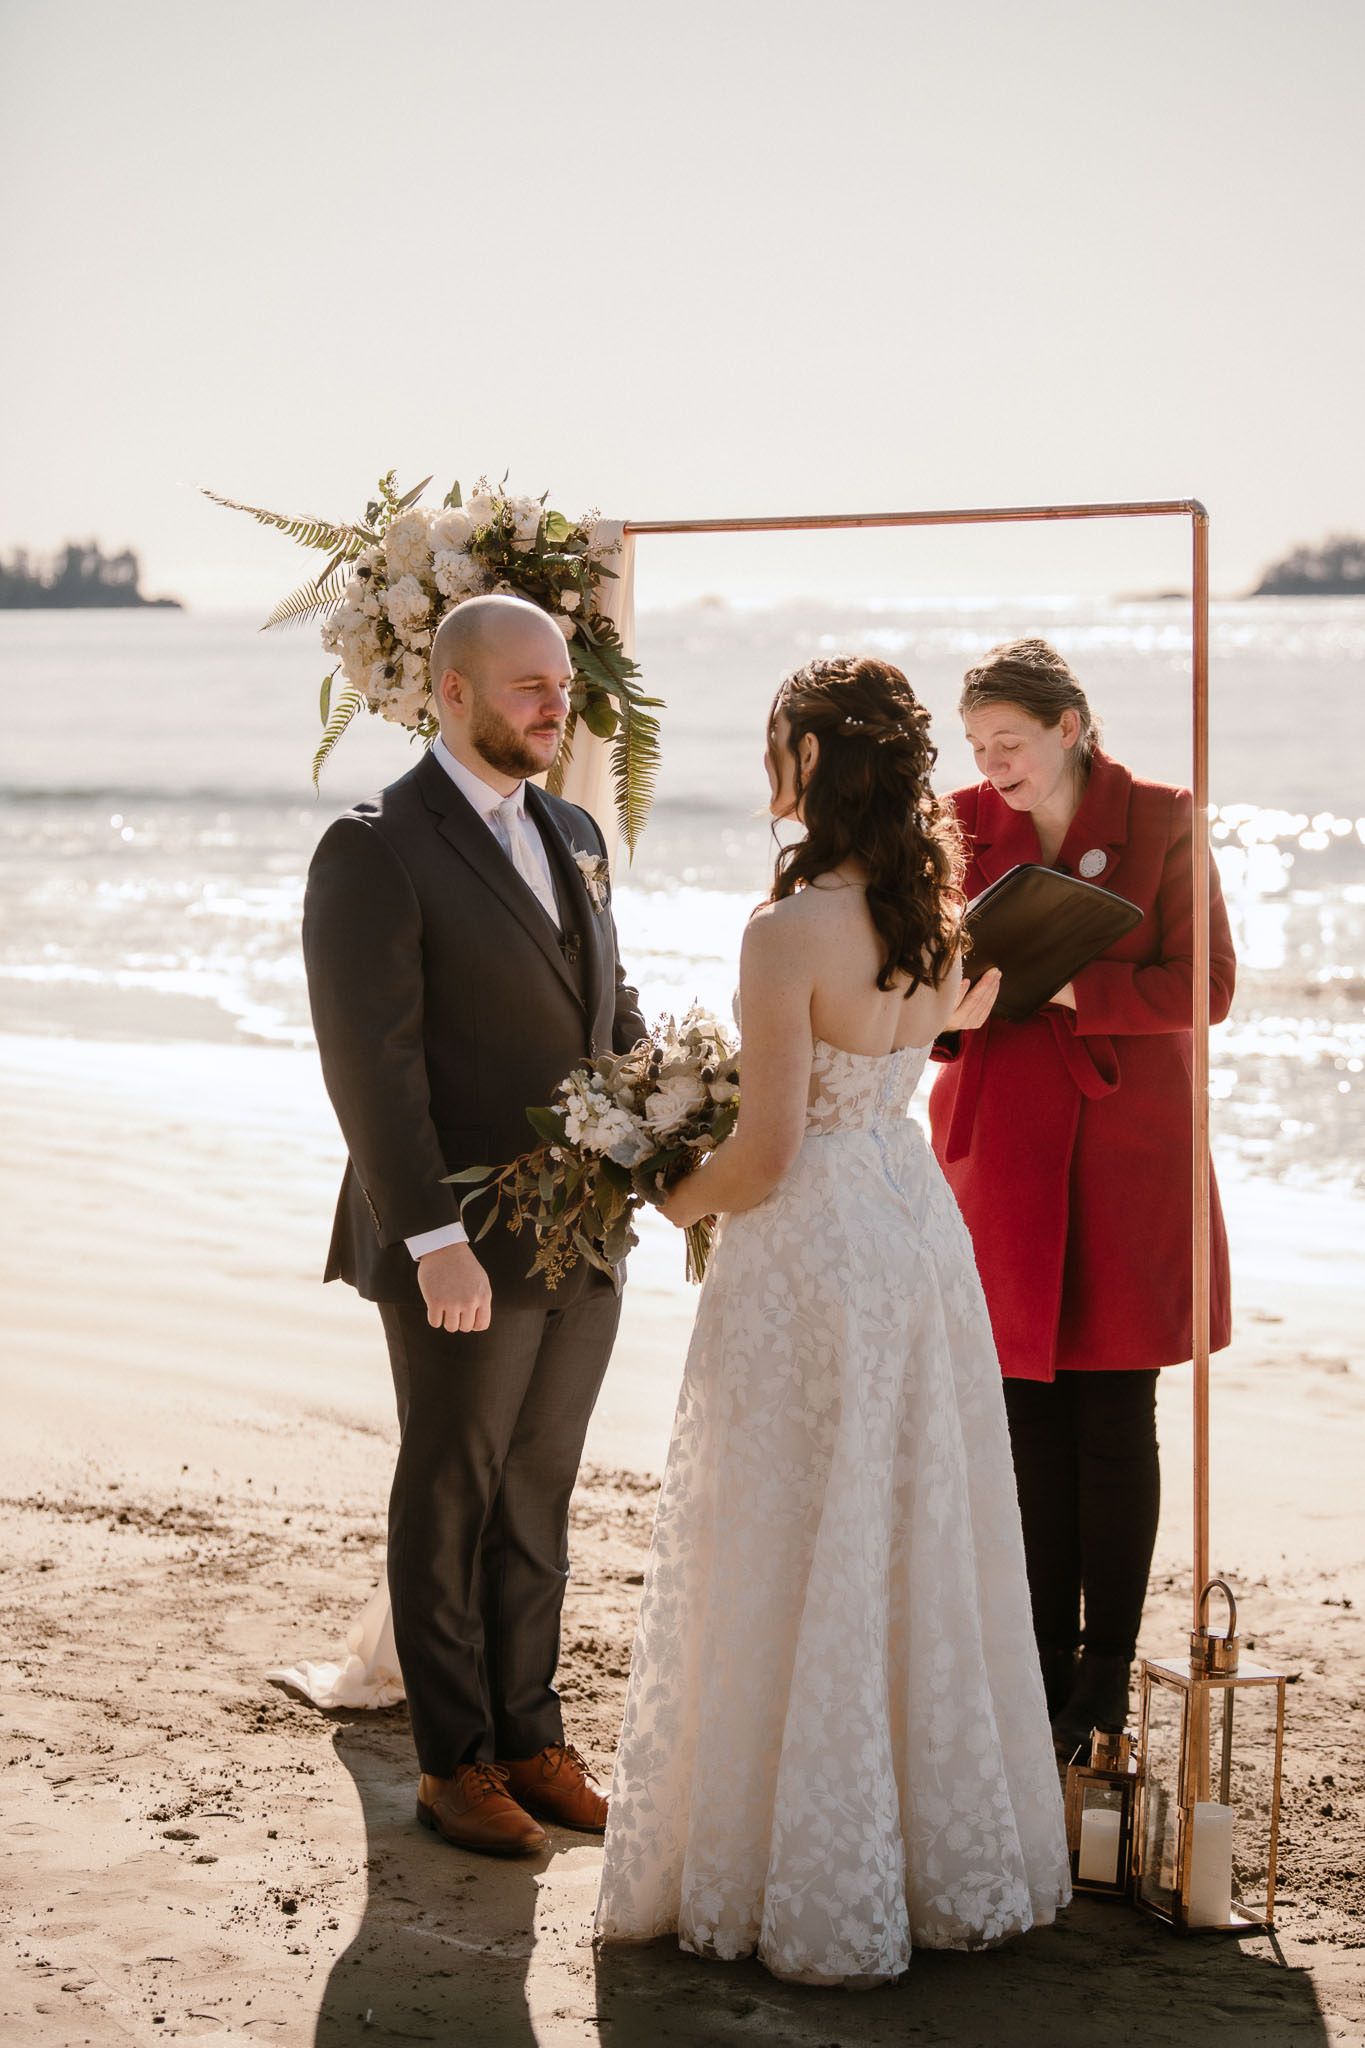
[1221,1683,1282,1918]
[1138,1679,1185,1916]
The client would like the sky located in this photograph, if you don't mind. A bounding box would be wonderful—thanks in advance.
[1,0,1362,609]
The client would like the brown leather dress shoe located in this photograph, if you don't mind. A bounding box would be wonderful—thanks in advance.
[498,1744,608,1832]
[416,1764,547,1857]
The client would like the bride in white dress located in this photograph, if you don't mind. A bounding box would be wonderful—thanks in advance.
[594,654,1070,1986]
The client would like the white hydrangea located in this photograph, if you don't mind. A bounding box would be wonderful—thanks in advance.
[385,573,431,642]
[382,681,430,727]
[431,507,474,552]
[507,494,543,549]
[434,549,487,600]
[383,510,433,579]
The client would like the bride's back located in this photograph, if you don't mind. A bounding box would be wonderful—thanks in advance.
[773,875,963,1057]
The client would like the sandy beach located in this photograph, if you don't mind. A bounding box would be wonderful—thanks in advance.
[2,1032,1363,2047]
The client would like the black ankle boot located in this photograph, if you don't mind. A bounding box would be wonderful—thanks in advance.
[1039,1646,1080,1717]
[1050,1652,1132,1763]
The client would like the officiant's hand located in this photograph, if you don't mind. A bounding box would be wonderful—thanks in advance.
[946,966,1002,1033]
[418,1243,493,1334]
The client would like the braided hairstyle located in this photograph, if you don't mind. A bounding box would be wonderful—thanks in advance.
[767,655,964,994]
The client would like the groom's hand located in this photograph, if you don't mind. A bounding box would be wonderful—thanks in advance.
[417,1244,493,1334]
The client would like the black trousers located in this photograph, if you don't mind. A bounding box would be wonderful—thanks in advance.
[379,1279,621,1776]
[1003,1369,1161,1664]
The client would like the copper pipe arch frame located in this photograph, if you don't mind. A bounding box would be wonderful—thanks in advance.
[623,498,1214,1626]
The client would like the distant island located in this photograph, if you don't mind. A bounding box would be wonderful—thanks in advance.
[0,541,182,610]
[1251,532,1365,596]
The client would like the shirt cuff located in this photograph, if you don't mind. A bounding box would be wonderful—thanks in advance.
[405,1221,468,1260]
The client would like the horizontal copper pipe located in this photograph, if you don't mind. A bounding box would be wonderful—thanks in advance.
[624,499,1208,536]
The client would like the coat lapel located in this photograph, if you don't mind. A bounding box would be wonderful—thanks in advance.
[415,753,582,1004]
[1055,751,1132,883]
[527,784,607,1021]
[962,783,1042,886]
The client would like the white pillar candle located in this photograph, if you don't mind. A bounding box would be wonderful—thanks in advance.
[1187,1801,1234,1926]
[1077,1806,1123,1884]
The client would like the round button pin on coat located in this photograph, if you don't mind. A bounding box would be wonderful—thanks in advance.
[1078,848,1108,879]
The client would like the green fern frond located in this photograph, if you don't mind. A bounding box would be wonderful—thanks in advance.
[263,550,362,631]
[201,487,377,554]
[611,697,662,859]
[311,687,365,788]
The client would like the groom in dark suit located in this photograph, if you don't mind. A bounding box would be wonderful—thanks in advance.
[303,595,645,1855]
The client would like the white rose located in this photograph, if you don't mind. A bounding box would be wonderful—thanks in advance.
[383,511,433,579]
[431,508,473,552]
[401,650,428,687]
[434,549,487,600]
[642,1072,709,1136]
[464,492,495,529]
[559,589,581,613]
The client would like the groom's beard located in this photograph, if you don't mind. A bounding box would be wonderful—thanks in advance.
[470,700,563,781]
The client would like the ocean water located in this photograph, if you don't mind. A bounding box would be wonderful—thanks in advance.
[2,599,1362,1190]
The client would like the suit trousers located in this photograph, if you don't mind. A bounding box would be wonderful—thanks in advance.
[379,1278,621,1776]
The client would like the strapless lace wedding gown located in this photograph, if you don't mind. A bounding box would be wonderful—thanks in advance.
[594,1038,1070,1986]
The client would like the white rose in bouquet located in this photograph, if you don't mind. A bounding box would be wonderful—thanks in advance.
[384,511,433,579]
[434,549,487,601]
[464,492,496,529]
[642,1071,710,1136]
[559,589,582,613]
[431,507,474,553]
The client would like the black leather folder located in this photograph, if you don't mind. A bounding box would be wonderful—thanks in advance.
[962,864,1143,1022]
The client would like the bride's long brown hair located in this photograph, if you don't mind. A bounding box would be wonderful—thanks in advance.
[767,655,964,994]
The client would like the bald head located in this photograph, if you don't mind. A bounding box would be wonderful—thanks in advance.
[430,594,565,696]
[430,594,573,789]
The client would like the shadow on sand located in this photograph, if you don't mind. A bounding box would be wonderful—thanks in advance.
[591,1903,1331,2048]
[315,1712,541,2048]
[314,1712,1329,2048]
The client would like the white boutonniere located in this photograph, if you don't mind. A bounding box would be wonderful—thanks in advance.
[573,849,609,911]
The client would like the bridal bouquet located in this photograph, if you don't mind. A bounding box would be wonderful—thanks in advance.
[448,1008,741,1286]
[204,470,661,851]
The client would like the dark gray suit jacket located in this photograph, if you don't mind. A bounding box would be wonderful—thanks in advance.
[302,749,646,1308]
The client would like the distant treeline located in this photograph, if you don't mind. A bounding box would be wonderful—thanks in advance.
[0,541,182,609]
[1252,533,1365,596]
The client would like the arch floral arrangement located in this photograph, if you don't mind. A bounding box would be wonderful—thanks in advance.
[205,472,662,853]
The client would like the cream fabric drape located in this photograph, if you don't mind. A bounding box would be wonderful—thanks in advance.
[539,518,635,871]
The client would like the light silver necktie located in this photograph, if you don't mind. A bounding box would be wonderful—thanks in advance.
[492,796,559,926]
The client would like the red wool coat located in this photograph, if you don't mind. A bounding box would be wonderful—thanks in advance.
[928,751,1235,1381]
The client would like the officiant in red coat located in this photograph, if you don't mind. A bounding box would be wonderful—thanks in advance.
[928,638,1235,1759]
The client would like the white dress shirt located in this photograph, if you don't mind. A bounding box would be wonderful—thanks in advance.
[405,739,561,1262]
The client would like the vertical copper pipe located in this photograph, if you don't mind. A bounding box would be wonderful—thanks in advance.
[1191,513,1212,1628]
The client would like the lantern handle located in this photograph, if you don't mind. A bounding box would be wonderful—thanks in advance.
[1198,1576,1238,1640]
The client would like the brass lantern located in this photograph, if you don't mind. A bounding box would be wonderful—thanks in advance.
[1064,1728,1142,1898]
[1135,1579,1287,1931]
